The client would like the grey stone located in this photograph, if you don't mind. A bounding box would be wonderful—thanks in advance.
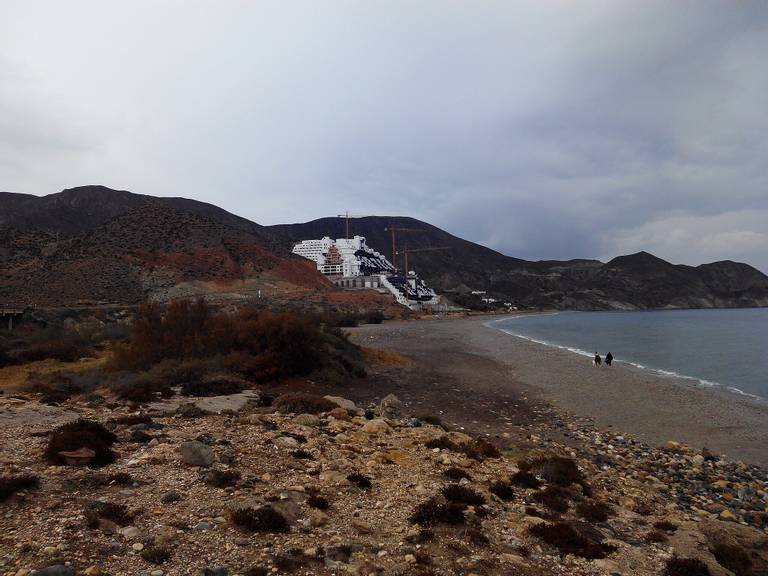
[31,566,75,576]
[180,441,214,467]
[379,393,403,418]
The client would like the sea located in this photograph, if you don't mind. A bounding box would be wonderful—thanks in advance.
[491,308,768,400]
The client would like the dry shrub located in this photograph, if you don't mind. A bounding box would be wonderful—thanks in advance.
[645,530,668,543]
[425,436,457,451]
[443,468,471,481]
[0,474,40,502]
[529,522,616,559]
[347,472,372,489]
[361,347,412,367]
[653,520,678,532]
[425,435,500,460]
[489,480,515,501]
[410,497,465,526]
[711,543,753,576]
[180,374,245,397]
[112,414,152,425]
[307,495,329,510]
[204,469,241,488]
[109,301,352,384]
[141,544,171,564]
[44,419,117,467]
[273,393,337,415]
[230,506,289,533]
[511,470,542,489]
[84,501,134,527]
[522,455,587,489]
[665,557,712,576]
[532,486,570,513]
[576,501,612,522]
[442,484,485,507]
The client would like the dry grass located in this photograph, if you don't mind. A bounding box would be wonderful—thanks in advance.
[0,354,107,394]
[361,347,413,367]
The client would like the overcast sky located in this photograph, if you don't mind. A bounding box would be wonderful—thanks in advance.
[2,1,767,271]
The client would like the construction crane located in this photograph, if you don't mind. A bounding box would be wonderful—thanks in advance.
[383,226,422,273]
[337,212,373,239]
[397,245,449,277]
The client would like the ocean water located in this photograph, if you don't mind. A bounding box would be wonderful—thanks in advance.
[492,308,768,400]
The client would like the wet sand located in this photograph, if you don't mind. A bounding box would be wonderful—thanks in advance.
[351,314,768,469]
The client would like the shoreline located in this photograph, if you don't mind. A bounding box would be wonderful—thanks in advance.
[486,313,768,404]
[351,314,768,468]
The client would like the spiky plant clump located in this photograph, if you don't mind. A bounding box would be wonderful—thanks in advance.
[443,467,471,481]
[442,484,486,507]
[230,506,290,533]
[141,545,171,564]
[664,557,712,576]
[529,522,616,559]
[307,494,329,510]
[489,480,515,501]
[347,472,372,489]
[511,470,542,489]
[0,474,40,502]
[576,501,611,522]
[44,418,117,467]
[410,497,465,526]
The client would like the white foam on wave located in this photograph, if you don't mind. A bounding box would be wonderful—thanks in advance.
[487,315,766,402]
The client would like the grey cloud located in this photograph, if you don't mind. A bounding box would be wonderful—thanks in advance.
[1,1,766,271]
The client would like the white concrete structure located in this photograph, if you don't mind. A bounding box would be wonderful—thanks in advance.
[292,235,394,277]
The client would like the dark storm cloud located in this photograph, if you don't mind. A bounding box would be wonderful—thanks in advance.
[1,1,767,270]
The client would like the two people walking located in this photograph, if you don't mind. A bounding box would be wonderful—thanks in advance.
[594,351,613,367]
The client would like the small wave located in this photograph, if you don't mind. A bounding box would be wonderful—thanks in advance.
[490,322,766,402]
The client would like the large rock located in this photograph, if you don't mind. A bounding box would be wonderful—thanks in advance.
[179,441,214,467]
[361,419,391,435]
[324,396,357,412]
[379,394,403,419]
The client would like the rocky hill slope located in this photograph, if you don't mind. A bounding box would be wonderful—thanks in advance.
[269,217,768,310]
[0,186,328,306]
[3,187,767,310]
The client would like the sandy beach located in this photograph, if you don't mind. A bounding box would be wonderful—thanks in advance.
[350,314,768,469]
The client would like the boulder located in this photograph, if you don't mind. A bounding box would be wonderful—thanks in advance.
[324,396,357,412]
[379,394,403,418]
[361,419,391,435]
[57,447,95,466]
[179,441,214,467]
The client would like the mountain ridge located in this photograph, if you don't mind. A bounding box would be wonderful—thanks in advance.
[2,186,767,310]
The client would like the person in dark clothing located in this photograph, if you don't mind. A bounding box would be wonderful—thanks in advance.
[605,352,613,366]
[593,352,602,367]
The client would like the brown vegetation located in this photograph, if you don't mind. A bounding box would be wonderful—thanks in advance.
[44,419,117,467]
[528,522,616,559]
[230,506,290,533]
[664,557,712,576]
[0,474,40,502]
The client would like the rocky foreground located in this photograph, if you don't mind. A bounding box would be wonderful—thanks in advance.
[1,390,767,576]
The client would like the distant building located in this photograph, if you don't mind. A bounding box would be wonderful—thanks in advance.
[292,235,394,277]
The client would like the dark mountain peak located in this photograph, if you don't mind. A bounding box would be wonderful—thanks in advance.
[607,251,672,269]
